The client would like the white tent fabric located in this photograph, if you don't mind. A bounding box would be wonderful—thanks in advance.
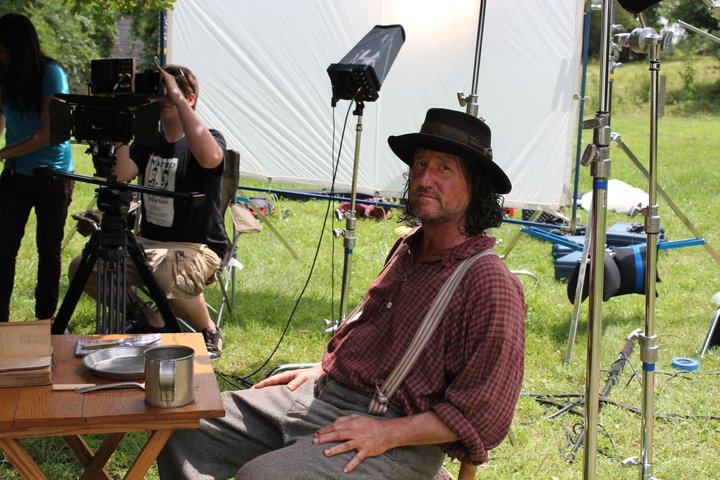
[169,0,585,210]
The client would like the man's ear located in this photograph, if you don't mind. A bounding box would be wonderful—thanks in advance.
[187,92,197,109]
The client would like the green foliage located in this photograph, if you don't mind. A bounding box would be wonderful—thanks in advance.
[586,56,720,116]
[659,0,719,32]
[10,0,176,15]
[586,0,720,61]
[24,0,118,92]
[130,9,163,69]
[678,58,697,100]
[665,3,720,59]
[1,0,174,93]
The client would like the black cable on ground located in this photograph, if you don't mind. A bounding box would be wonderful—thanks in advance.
[232,101,355,384]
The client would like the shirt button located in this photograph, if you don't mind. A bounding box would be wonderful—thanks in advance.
[386,301,392,309]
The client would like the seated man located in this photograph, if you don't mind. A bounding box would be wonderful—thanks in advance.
[69,64,227,359]
[157,108,525,478]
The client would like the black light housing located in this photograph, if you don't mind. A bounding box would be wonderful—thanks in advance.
[617,0,663,14]
[327,24,405,106]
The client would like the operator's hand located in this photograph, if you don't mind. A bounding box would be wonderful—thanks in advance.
[252,364,324,391]
[157,66,185,107]
[313,414,394,474]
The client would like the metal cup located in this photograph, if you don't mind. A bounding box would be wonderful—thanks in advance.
[143,345,195,408]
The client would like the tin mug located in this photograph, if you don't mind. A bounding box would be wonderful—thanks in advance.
[144,345,195,408]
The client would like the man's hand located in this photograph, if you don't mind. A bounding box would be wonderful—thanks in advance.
[157,67,185,107]
[313,414,395,474]
[252,364,324,391]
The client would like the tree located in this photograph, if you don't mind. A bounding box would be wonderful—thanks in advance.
[659,0,720,56]
[130,9,164,70]
[1,0,175,92]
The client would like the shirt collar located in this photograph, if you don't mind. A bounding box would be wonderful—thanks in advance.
[402,227,497,268]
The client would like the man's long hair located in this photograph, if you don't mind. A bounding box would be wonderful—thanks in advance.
[0,13,56,114]
[399,157,505,235]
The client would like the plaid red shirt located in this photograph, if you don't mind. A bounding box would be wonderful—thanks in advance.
[322,228,525,464]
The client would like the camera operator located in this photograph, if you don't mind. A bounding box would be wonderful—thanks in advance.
[69,64,227,359]
[0,13,74,324]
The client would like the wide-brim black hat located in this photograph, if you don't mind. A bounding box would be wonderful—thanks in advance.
[387,108,511,194]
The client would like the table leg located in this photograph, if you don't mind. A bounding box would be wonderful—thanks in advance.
[63,435,113,480]
[0,438,47,480]
[78,433,125,480]
[124,429,173,480]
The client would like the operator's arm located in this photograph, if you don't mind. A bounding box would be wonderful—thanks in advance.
[314,411,458,474]
[0,95,53,160]
[113,143,139,182]
[159,68,223,169]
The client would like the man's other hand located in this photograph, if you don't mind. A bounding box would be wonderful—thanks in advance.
[252,364,324,391]
[313,414,394,474]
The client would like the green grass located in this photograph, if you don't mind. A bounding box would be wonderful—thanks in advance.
[2,58,720,479]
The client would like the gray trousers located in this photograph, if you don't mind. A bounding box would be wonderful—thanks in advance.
[156,375,445,479]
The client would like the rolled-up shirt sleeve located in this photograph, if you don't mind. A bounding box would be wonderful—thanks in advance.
[432,260,525,464]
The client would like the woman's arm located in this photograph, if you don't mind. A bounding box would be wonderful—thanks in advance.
[0,95,53,160]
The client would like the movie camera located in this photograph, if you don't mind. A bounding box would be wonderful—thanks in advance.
[46,58,197,335]
[49,58,164,177]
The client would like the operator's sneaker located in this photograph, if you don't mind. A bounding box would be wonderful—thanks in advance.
[202,328,224,360]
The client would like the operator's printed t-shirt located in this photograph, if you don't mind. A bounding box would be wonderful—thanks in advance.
[143,155,178,227]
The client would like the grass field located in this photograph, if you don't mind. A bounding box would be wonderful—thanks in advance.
[1,57,720,479]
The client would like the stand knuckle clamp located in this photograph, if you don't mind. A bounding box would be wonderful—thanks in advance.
[615,28,661,54]
[645,217,661,235]
[639,334,659,365]
[592,161,611,179]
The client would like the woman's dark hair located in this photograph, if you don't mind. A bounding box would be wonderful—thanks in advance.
[0,13,55,113]
[398,155,505,235]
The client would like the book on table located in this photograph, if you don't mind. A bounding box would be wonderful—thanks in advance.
[0,319,52,387]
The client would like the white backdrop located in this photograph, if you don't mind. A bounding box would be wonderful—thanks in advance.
[169,0,585,210]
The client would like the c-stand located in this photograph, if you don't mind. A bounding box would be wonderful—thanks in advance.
[44,143,205,335]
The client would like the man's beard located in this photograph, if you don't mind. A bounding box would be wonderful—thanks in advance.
[409,187,465,226]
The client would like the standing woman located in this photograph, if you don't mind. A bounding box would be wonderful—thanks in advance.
[0,13,74,322]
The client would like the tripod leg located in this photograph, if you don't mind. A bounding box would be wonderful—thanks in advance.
[52,233,99,334]
[125,233,181,333]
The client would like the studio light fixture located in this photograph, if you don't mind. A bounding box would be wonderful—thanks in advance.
[327,24,405,106]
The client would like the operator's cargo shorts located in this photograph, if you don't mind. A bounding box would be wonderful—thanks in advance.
[68,237,221,299]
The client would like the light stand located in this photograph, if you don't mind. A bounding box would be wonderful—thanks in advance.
[457,0,487,117]
[614,14,673,480]
[578,0,614,477]
[335,101,364,323]
[327,25,405,326]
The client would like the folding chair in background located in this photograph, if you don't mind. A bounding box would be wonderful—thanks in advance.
[207,149,262,328]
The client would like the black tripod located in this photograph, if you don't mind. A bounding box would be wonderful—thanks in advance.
[46,146,202,335]
[51,187,179,335]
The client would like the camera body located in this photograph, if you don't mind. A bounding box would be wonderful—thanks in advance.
[50,57,161,157]
[90,58,163,97]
